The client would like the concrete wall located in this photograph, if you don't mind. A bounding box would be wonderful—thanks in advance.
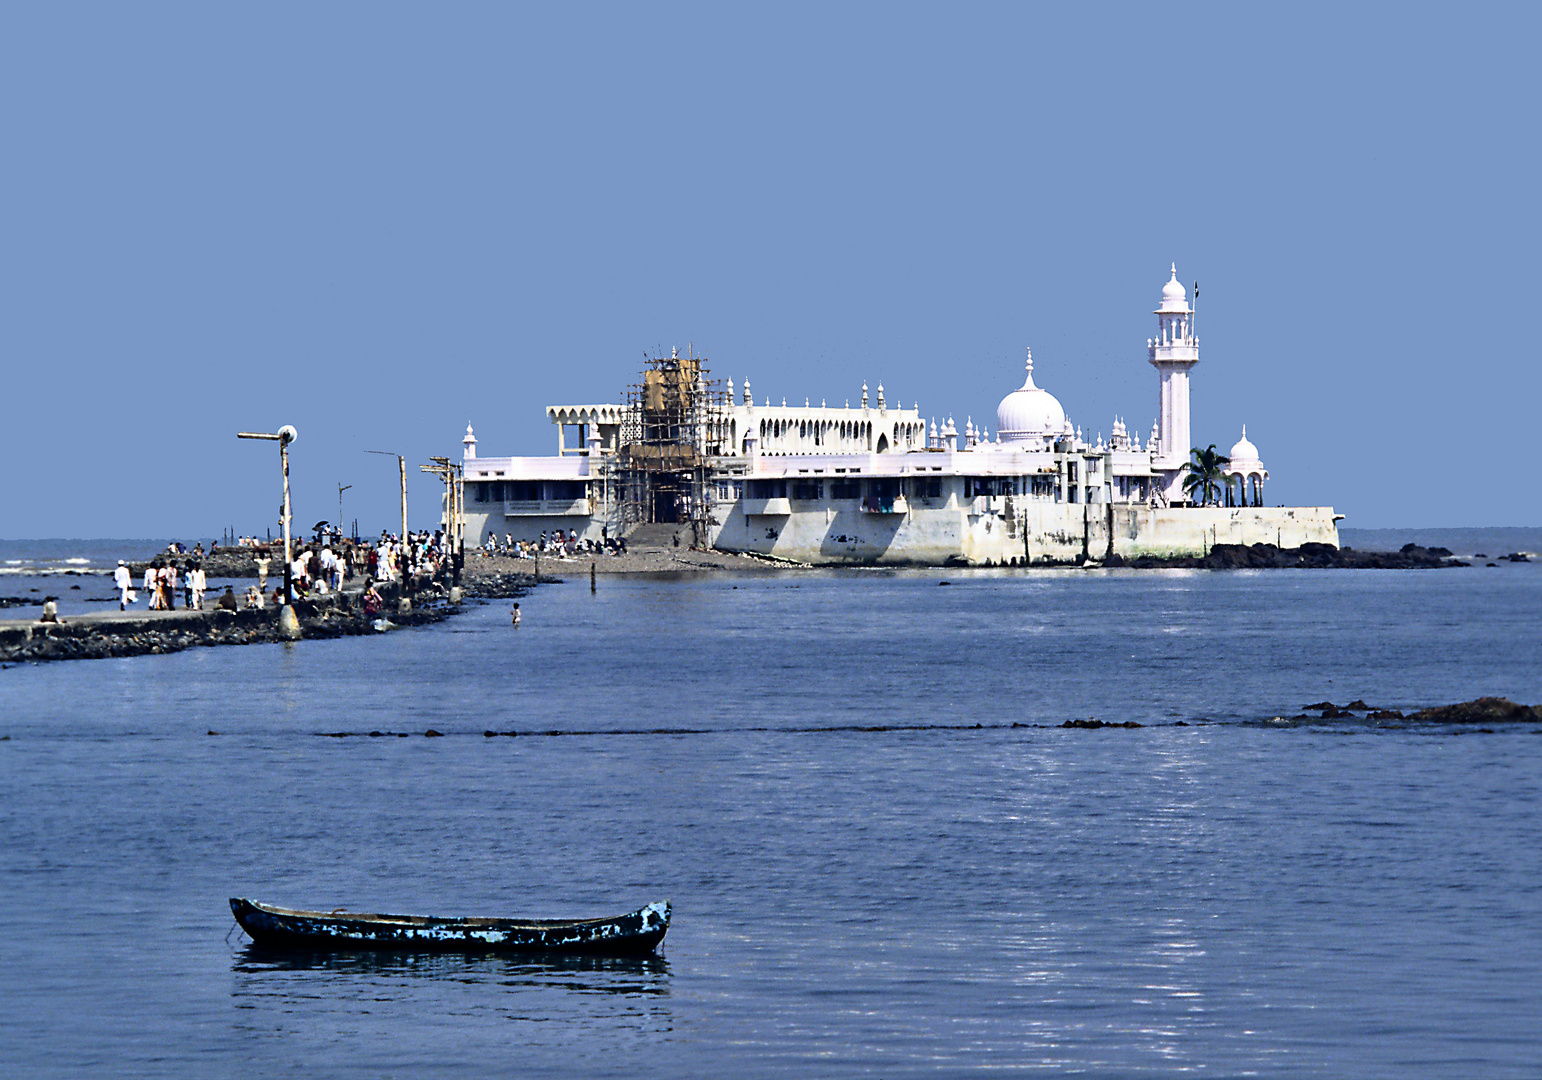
[1109,505,1340,558]
[708,500,1340,565]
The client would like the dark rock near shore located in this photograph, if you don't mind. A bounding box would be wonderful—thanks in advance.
[460,570,550,598]
[0,596,41,609]
[1061,719,1144,729]
[1110,542,1468,570]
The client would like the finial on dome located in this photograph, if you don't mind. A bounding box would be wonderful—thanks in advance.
[1026,346,1033,375]
[1170,262,1177,278]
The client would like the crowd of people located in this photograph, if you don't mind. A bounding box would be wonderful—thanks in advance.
[109,528,466,615]
[114,557,209,612]
[480,529,626,559]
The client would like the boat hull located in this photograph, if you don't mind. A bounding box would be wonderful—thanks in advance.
[230,897,670,955]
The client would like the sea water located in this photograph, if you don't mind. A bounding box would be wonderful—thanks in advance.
[2,559,1540,1077]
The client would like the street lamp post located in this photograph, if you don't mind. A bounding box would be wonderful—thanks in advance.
[237,425,301,639]
[338,483,352,540]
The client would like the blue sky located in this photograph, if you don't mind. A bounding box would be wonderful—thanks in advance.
[2,2,1536,537]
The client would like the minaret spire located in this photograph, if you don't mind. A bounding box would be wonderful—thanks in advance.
[1020,346,1038,390]
[1149,262,1200,502]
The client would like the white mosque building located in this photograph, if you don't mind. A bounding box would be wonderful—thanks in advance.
[454,266,1338,565]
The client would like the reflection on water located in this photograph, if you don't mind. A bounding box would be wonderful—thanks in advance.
[230,943,675,1064]
[235,942,671,993]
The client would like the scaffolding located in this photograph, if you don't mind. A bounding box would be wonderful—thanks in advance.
[607,346,730,539]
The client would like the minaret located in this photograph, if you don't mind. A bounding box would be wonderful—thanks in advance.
[1148,263,1198,500]
[462,423,477,460]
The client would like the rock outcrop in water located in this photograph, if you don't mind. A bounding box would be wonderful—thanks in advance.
[1408,697,1542,723]
[1107,542,1466,570]
[1278,697,1542,724]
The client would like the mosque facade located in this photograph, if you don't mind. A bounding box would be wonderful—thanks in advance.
[455,266,1339,564]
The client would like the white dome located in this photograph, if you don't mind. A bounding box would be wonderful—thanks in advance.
[996,348,1066,443]
[1158,263,1189,313]
[1229,425,1261,464]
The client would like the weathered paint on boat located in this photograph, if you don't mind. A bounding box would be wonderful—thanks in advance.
[230,897,670,955]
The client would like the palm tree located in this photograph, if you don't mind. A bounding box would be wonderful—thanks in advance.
[1182,444,1230,506]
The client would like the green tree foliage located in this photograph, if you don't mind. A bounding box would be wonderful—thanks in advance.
[1182,444,1230,506]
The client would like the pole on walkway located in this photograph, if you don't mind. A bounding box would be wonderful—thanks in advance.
[368,449,411,612]
[338,483,351,539]
[281,435,294,608]
[398,455,411,612]
[238,426,301,639]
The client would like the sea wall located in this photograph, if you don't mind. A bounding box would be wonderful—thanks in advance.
[1109,506,1341,559]
[710,502,1341,566]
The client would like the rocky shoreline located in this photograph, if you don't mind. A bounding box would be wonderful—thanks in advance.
[0,551,564,666]
[0,592,460,665]
[0,555,552,666]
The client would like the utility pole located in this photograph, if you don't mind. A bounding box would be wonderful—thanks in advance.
[422,456,464,588]
[368,450,411,611]
[338,483,352,538]
[237,425,301,640]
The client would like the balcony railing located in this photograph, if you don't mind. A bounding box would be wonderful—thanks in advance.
[504,498,592,517]
[860,495,908,514]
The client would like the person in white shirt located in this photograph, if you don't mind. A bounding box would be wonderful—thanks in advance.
[114,560,134,610]
[189,564,207,610]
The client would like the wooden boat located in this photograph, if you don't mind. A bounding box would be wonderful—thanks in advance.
[230,897,670,955]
